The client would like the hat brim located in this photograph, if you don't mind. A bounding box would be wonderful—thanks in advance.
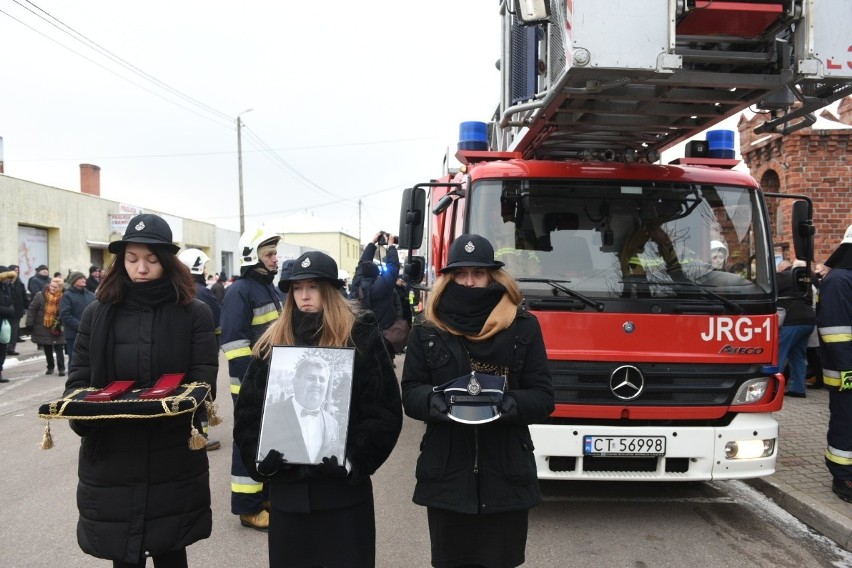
[439,260,505,274]
[824,243,852,269]
[108,239,180,255]
[278,273,345,293]
[447,404,502,425]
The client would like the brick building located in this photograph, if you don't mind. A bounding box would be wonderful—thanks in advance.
[739,96,852,264]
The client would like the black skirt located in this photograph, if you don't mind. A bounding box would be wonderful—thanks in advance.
[268,499,376,568]
[427,507,529,568]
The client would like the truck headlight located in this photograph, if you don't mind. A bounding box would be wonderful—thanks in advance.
[725,439,775,459]
[731,377,769,405]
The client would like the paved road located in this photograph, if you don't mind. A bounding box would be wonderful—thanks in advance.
[2,348,851,567]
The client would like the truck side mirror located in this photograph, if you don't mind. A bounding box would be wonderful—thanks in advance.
[791,200,814,262]
[398,187,426,250]
[404,256,425,284]
[791,266,811,293]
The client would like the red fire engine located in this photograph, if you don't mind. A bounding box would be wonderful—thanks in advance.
[398,1,852,481]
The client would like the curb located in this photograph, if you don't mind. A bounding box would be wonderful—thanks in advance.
[744,477,852,551]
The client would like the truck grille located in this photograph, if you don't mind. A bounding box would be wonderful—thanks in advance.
[549,361,760,406]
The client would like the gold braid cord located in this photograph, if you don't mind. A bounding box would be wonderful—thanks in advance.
[37,382,214,451]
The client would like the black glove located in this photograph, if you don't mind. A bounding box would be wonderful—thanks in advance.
[428,392,451,422]
[499,392,519,421]
[257,449,288,477]
[315,455,349,479]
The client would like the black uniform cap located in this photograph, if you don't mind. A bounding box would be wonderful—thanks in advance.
[439,234,504,274]
[278,251,344,292]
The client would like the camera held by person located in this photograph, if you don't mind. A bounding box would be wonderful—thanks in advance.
[376,231,397,247]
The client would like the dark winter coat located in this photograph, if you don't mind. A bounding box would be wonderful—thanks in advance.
[401,310,554,515]
[25,291,65,345]
[0,271,15,339]
[233,312,403,514]
[64,296,218,563]
[350,243,401,331]
[59,285,96,341]
[28,273,50,299]
[10,276,27,317]
[777,267,816,326]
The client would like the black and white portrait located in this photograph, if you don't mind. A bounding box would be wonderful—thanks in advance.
[257,346,355,465]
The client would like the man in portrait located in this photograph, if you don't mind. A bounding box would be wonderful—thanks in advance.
[259,356,342,465]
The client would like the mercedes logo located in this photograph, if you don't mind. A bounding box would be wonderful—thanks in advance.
[609,365,645,400]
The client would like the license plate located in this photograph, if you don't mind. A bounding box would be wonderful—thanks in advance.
[583,436,666,457]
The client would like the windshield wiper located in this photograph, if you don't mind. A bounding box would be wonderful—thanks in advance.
[517,278,605,312]
[637,279,745,314]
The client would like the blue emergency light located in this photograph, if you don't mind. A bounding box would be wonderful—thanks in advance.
[706,129,735,159]
[458,121,488,151]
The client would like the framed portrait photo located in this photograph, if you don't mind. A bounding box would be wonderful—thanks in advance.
[256,346,355,466]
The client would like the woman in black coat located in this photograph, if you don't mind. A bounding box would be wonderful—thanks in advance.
[234,250,402,568]
[26,276,67,375]
[401,234,554,568]
[64,214,219,568]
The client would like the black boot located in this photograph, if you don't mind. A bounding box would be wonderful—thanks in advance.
[832,479,852,503]
[0,373,8,383]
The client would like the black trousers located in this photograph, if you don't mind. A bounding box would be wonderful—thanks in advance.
[43,344,65,371]
[112,548,187,568]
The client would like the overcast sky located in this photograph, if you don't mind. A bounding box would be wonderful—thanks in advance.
[1,1,502,240]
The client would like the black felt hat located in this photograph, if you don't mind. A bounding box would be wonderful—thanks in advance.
[440,234,504,273]
[108,214,179,254]
[278,251,344,292]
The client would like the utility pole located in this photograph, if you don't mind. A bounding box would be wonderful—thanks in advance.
[236,109,253,234]
[358,199,362,243]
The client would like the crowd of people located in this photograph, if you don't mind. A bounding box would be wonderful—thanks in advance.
[2,217,556,568]
[6,213,850,565]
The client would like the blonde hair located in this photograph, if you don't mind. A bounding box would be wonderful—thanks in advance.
[425,268,522,334]
[252,279,360,358]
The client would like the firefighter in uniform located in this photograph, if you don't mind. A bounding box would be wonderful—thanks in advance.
[817,223,852,502]
[220,228,282,530]
[179,248,223,451]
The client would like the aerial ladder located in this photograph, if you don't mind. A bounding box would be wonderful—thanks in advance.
[492,0,852,161]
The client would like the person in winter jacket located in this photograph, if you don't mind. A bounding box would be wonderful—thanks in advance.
[178,248,222,452]
[64,213,219,567]
[401,234,554,568]
[350,232,401,331]
[28,264,51,299]
[0,266,17,383]
[86,265,102,293]
[776,260,816,397]
[60,271,96,365]
[220,227,282,531]
[5,264,28,355]
[234,250,402,568]
[26,276,67,376]
[817,223,852,503]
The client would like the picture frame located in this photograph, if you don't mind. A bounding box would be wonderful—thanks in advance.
[256,345,355,466]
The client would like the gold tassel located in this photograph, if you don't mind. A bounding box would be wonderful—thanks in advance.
[40,422,54,450]
[188,426,207,450]
[206,400,222,427]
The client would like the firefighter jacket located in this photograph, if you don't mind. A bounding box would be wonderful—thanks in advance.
[817,267,852,390]
[220,270,281,393]
[401,309,554,515]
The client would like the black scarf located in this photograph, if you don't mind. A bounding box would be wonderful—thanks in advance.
[437,282,506,335]
[292,309,323,346]
[88,277,185,386]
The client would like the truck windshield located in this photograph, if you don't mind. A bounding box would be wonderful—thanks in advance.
[468,179,773,301]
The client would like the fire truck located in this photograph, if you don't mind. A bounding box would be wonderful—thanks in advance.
[397,0,852,481]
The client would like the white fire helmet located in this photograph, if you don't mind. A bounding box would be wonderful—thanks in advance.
[238,227,280,267]
[178,248,210,275]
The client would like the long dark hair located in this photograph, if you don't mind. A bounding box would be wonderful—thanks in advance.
[97,244,196,305]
